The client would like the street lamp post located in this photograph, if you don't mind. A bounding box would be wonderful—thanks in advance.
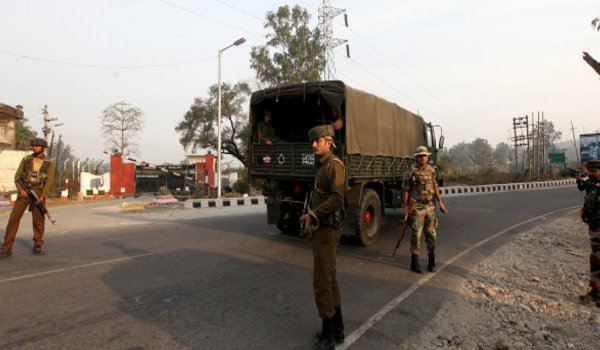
[217,37,246,199]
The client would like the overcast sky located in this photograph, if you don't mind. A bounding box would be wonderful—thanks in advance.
[1,0,599,164]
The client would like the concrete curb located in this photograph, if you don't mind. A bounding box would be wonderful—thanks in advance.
[440,179,576,197]
[184,196,266,209]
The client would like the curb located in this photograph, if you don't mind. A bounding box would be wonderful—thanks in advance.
[184,196,266,209]
[440,179,576,197]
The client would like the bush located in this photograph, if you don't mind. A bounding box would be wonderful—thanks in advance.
[233,179,249,194]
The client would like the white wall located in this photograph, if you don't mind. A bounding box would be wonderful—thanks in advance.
[80,172,110,196]
[0,150,30,192]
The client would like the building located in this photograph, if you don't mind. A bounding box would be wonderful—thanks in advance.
[0,103,24,150]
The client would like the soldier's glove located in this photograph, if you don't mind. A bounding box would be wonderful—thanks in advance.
[301,208,320,239]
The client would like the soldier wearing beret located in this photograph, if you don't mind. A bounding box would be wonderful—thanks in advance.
[576,158,600,307]
[0,138,55,258]
[299,124,346,350]
[403,146,448,273]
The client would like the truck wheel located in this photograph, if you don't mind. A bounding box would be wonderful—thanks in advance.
[358,189,381,246]
[276,202,300,235]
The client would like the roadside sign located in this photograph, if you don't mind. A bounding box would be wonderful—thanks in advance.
[580,133,600,162]
[549,152,565,163]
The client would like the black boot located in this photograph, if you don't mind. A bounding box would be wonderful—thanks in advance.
[315,318,335,350]
[428,251,437,272]
[332,306,345,344]
[410,254,422,274]
[0,249,12,259]
[579,288,599,303]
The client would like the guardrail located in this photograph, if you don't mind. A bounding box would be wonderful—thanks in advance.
[439,178,576,197]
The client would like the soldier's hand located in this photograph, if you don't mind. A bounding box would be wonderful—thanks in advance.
[266,140,272,145]
[19,189,28,198]
[439,203,448,214]
[299,214,311,225]
[38,196,45,204]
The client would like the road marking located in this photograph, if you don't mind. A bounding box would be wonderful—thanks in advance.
[0,252,155,284]
[338,205,580,349]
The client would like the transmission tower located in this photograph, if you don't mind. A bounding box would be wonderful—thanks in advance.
[318,0,349,80]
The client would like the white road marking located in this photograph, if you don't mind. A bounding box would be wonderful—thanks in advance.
[0,252,155,284]
[338,205,580,349]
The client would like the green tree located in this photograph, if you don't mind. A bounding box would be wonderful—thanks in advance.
[100,101,144,156]
[449,142,473,173]
[493,142,514,170]
[250,5,326,87]
[175,82,251,167]
[14,119,37,150]
[469,138,494,170]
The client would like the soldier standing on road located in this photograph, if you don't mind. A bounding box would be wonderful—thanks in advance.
[299,124,346,350]
[403,146,448,273]
[256,109,279,145]
[575,159,600,307]
[0,138,55,258]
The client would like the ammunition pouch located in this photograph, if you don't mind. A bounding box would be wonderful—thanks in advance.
[320,208,345,228]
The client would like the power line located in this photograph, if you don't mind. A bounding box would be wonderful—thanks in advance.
[156,0,261,38]
[212,0,263,21]
[0,48,216,69]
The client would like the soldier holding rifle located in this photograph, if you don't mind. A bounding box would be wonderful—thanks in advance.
[402,146,448,273]
[0,138,55,258]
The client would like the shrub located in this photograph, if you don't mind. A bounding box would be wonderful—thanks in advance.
[233,179,249,194]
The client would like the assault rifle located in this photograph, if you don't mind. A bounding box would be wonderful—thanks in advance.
[17,178,56,225]
[393,198,416,256]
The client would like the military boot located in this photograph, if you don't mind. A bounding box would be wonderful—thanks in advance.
[332,306,345,344]
[32,245,45,256]
[427,251,437,272]
[315,318,335,350]
[410,254,422,274]
[0,249,12,259]
[579,288,599,303]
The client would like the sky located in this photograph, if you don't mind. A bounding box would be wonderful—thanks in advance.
[1,0,599,165]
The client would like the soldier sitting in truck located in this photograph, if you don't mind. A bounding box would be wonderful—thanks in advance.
[257,109,279,145]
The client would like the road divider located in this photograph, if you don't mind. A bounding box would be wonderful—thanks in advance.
[184,196,265,209]
[439,179,575,197]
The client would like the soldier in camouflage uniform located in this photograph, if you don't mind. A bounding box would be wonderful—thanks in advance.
[575,158,600,307]
[0,138,55,258]
[402,146,448,273]
[299,124,345,350]
[256,109,279,145]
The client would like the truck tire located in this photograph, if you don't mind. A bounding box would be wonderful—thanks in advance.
[276,202,300,235]
[358,189,382,246]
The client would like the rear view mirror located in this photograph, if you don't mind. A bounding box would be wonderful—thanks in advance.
[438,135,445,149]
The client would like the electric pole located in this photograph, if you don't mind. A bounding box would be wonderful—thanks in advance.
[570,121,580,168]
[512,116,529,175]
[318,0,350,80]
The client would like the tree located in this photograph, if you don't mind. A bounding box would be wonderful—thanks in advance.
[100,101,144,156]
[175,82,251,167]
[469,138,494,170]
[493,142,514,170]
[250,5,326,87]
[593,17,600,31]
[449,142,473,173]
[14,119,37,150]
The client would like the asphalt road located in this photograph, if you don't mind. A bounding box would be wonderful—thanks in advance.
[0,186,582,349]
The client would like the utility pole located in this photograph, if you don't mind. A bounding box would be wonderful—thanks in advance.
[318,0,349,80]
[570,121,580,168]
[512,116,529,175]
[55,134,63,196]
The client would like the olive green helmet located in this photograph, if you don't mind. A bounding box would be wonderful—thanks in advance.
[30,137,48,147]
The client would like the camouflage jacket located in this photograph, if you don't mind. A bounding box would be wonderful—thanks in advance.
[257,121,279,144]
[403,164,438,204]
[15,154,56,198]
[579,178,600,228]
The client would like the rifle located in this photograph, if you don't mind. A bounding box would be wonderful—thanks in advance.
[17,178,56,225]
[299,191,311,233]
[393,198,416,256]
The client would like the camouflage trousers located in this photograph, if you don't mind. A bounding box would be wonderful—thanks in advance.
[589,227,600,289]
[312,226,342,319]
[409,203,438,256]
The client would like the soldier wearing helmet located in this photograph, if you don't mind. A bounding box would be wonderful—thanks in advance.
[575,159,600,307]
[299,124,346,350]
[0,137,55,258]
[402,146,448,273]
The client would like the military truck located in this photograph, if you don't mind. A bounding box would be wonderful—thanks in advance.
[248,80,443,246]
